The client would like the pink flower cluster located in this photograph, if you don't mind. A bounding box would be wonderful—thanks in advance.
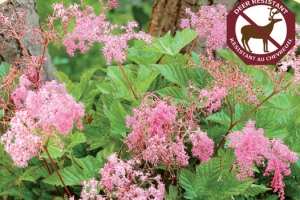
[228,120,298,200]
[195,55,260,105]
[199,86,227,114]
[126,97,189,166]
[180,5,227,57]
[279,23,300,82]
[0,73,84,167]
[189,129,214,162]
[78,153,165,200]
[52,0,151,64]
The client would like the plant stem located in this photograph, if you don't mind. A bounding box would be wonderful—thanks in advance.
[213,81,293,156]
[117,62,138,100]
[163,162,170,183]
[117,142,126,158]
[43,158,62,196]
[44,147,72,197]
[186,36,199,64]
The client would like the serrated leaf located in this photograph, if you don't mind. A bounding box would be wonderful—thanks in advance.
[70,84,81,101]
[153,63,193,87]
[144,29,196,56]
[179,169,203,199]
[103,143,116,159]
[193,67,214,89]
[43,165,85,186]
[0,62,10,78]
[172,29,197,53]
[43,155,100,186]
[127,40,162,65]
[105,65,136,100]
[54,71,72,85]
[206,110,231,127]
[157,87,189,102]
[285,123,300,156]
[211,174,253,198]
[135,65,160,93]
[196,158,221,196]
[108,100,129,133]
[243,184,271,196]
[255,108,288,139]
[68,132,86,150]
[77,155,102,179]
[79,68,98,91]
[40,137,65,159]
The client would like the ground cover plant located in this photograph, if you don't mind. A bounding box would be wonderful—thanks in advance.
[0,0,300,199]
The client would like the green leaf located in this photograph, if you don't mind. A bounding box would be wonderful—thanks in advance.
[179,169,203,199]
[43,164,85,186]
[98,65,136,100]
[285,123,300,156]
[206,110,231,127]
[54,71,75,93]
[165,186,178,200]
[40,137,65,159]
[153,62,193,87]
[77,155,102,179]
[135,65,160,93]
[0,109,4,119]
[243,184,271,196]
[255,108,288,139]
[54,71,71,84]
[68,132,86,150]
[193,67,214,89]
[108,100,129,133]
[0,62,10,78]
[79,68,98,92]
[217,49,245,66]
[196,158,221,196]
[172,29,197,54]
[127,40,162,65]
[43,155,101,186]
[211,174,253,198]
[144,29,196,56]
[70,84,81,101]
[157,87,190,102]
[103,143,116,159]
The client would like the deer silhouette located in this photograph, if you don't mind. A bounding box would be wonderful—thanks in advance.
[241,8,282,53]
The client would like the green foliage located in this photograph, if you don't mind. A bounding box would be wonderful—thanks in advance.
[143,29,197,56]
[179,158,253,199]
[2,4,300,197]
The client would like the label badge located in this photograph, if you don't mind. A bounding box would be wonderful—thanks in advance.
[227,0,295,65]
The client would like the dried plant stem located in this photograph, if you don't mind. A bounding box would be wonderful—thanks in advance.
[44,147,72,197]
[117,62,138,100]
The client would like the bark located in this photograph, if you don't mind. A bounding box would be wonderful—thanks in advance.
[148,0,241,55]
[0,0,57,81]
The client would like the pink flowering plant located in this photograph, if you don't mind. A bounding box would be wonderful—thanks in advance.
[0,1,300,200]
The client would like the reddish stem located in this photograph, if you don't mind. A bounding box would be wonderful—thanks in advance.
[43,158,62,196]
[163,162,170,183]
[213,81,293,156]
[186,36,199,64]
[117,62,138,100]
[44,147,72,197]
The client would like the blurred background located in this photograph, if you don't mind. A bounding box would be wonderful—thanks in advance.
[36,0,300,81]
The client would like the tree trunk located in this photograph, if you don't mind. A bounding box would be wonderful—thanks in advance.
[148,0,240,55]
[0,0,57,81]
